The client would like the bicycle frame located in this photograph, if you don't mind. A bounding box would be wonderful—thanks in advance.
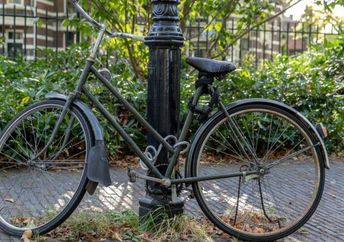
[46,27,258,184]
[82,65,199,180]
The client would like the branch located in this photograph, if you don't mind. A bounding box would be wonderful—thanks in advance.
[93,0,124,32]
[212,0,304,58]
[180,0,196,32]
[207,0,238,56]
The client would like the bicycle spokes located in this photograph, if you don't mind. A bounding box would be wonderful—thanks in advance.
[194,104,323,238]
[0,101,89,232]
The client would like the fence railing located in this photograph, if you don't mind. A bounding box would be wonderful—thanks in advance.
[0,2,342,65]
[185,18,342,66]
[0,2,80,60]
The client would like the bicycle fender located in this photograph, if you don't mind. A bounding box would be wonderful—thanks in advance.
[185,98,329,184]
[46,93,112,192]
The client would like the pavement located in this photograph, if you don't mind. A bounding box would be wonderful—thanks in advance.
[1,160,344,242]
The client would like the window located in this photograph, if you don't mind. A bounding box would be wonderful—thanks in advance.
[7,0,23,4]
[36,0,54,6]
[8,32,22,40]
[66,32,75,46]
[240,38,249,50]
[7,43,22,58]
[194,49,206,58]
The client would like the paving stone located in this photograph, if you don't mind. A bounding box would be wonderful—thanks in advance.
[0,160,342,242]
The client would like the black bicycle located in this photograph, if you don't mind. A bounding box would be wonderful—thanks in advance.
[0,1,330,241]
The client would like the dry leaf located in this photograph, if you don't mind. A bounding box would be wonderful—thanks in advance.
[112,232,122,241]
[21,230,33,242]
[180,234,188,240]
[4,198,14,203]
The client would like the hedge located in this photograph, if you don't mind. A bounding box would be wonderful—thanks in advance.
[0,36,343,156]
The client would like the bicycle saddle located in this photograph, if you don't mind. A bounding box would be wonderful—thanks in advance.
[186,57,236,76]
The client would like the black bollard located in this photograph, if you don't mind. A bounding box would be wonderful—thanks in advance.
[139,0,184,218]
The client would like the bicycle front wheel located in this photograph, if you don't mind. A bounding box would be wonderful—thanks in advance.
[190,102,325,241]
[0,100,92,236]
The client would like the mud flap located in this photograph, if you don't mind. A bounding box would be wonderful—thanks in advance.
[45,92,113,194]
[87,140,112,187]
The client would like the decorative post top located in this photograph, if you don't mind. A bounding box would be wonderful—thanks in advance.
[145,0,184,46]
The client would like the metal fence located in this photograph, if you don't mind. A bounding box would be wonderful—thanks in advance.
[0,2,342,64]
[185,17,342,66]
[0,2,80,60]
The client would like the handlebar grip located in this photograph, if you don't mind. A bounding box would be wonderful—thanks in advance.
[70,0,103,29]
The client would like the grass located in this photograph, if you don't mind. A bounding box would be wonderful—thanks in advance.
[35,208,213,241]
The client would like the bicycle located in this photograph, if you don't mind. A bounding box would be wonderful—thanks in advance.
[0,1,330,241]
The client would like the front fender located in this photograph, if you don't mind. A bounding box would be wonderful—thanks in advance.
[46,93,112,193]
[185,98,330,184]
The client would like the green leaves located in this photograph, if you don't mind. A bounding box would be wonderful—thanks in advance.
[0,44,147,156]
[36,19,43,28]
[217,38,344,153]
[67,0,279,78]
[2,0,344,156]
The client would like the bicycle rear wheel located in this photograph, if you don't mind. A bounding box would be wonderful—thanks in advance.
[190,102,325,241]
[0,100,92,236]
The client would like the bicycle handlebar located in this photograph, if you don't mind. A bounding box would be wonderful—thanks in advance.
[70,0,144,41]
[71,0,102,28]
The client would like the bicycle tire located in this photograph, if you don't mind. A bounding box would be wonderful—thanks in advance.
[0,100,92,236]
[189,101,325,241]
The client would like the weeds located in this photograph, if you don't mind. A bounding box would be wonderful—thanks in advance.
[35,208,212,241]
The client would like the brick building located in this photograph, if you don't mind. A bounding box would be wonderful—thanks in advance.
[0,0,78,59]
[0,1,334,63]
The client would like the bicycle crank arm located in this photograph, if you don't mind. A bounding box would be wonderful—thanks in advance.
[127,168,171,187]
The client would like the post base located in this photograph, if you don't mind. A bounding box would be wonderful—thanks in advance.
[139,195,184,219]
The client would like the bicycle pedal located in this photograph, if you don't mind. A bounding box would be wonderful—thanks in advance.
[127,168,136,183]
[129,176,136,183]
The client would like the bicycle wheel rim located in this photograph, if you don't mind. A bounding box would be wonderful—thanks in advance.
[0,101,91,234]
[192,105,324,241]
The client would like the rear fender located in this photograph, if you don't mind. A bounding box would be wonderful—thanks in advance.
[46,92,112,194]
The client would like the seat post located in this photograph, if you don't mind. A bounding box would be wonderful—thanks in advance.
[195,73,214,92]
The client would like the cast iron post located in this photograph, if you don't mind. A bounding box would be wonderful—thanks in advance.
[139,0,184,217]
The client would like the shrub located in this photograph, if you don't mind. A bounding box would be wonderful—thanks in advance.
[218,37,344,152]
[0,37,343,156]
[0,45,147,156]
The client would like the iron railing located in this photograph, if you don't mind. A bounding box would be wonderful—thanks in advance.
[185,17,342,66]
[0,3,342,65]
[0,2,80,60]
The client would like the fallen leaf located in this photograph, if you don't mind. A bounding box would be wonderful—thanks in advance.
[180,234,188,240]
[4,198,14,203]
[21,230,33,242]
[112,232,122,241]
